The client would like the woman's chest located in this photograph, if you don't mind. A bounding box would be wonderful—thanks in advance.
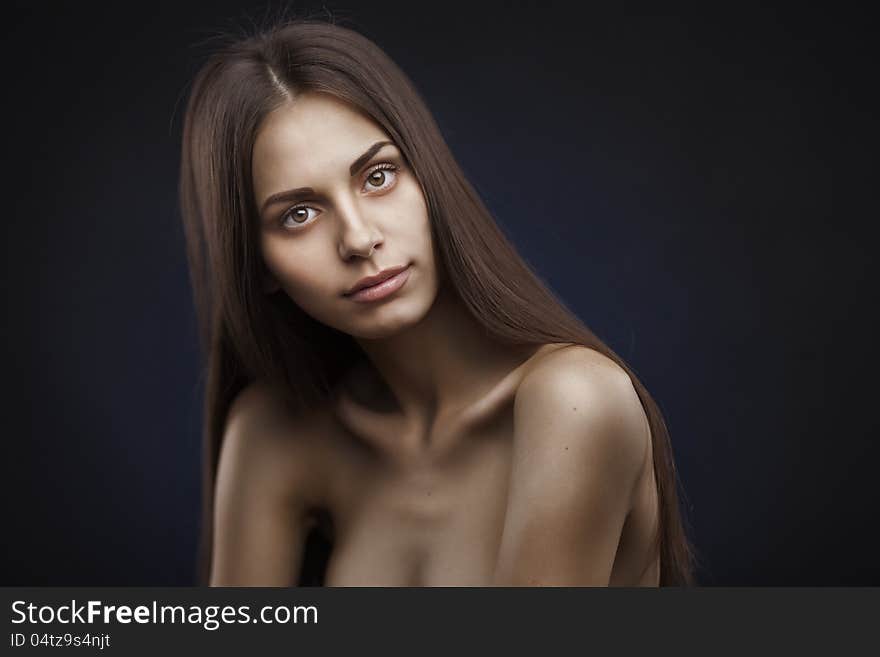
[321,421,515,586]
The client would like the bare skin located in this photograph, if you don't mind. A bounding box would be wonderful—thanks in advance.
[321,342,660,586]
[211,343,660,586]
[209,91,660,586]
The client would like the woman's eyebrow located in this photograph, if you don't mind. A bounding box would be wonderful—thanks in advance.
[349,140,394,176]
[259,140,396,215]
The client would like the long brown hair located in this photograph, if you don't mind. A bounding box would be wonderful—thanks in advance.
[179,14,700,586]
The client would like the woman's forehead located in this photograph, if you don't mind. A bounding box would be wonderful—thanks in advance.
[257,98,386,160]
[251,95,395,199]
[257,93,382,154]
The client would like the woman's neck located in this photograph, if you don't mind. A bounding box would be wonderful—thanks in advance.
[351,285,536,437]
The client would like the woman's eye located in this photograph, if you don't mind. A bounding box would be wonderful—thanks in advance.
[280,205,319,229]
[278,163,399,230]
[363,163,399,192]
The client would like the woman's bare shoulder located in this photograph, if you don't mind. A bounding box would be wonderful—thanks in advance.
[518,344,636,395]
[226,380,321,447]
[513,344,650,472]
[220,380,334,508]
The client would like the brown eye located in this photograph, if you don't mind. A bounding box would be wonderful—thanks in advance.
[362,163,398,192]
[280,205,318,229]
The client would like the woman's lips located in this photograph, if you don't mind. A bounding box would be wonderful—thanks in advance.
[345,265,411,303]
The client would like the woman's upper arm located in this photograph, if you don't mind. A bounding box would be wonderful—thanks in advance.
[492,347,650,586]
[209,382,318,586]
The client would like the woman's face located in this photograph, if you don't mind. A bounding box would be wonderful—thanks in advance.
[251,91,439,339]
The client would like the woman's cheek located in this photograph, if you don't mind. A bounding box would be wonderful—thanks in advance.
[275,260,323,298]
[261,240,313,296]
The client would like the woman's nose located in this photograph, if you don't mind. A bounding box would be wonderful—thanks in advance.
[336,201,383,259]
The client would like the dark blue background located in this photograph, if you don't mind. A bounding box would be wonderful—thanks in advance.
[3,2,875,585]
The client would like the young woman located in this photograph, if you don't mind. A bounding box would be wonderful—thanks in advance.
[179,16,698,586]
